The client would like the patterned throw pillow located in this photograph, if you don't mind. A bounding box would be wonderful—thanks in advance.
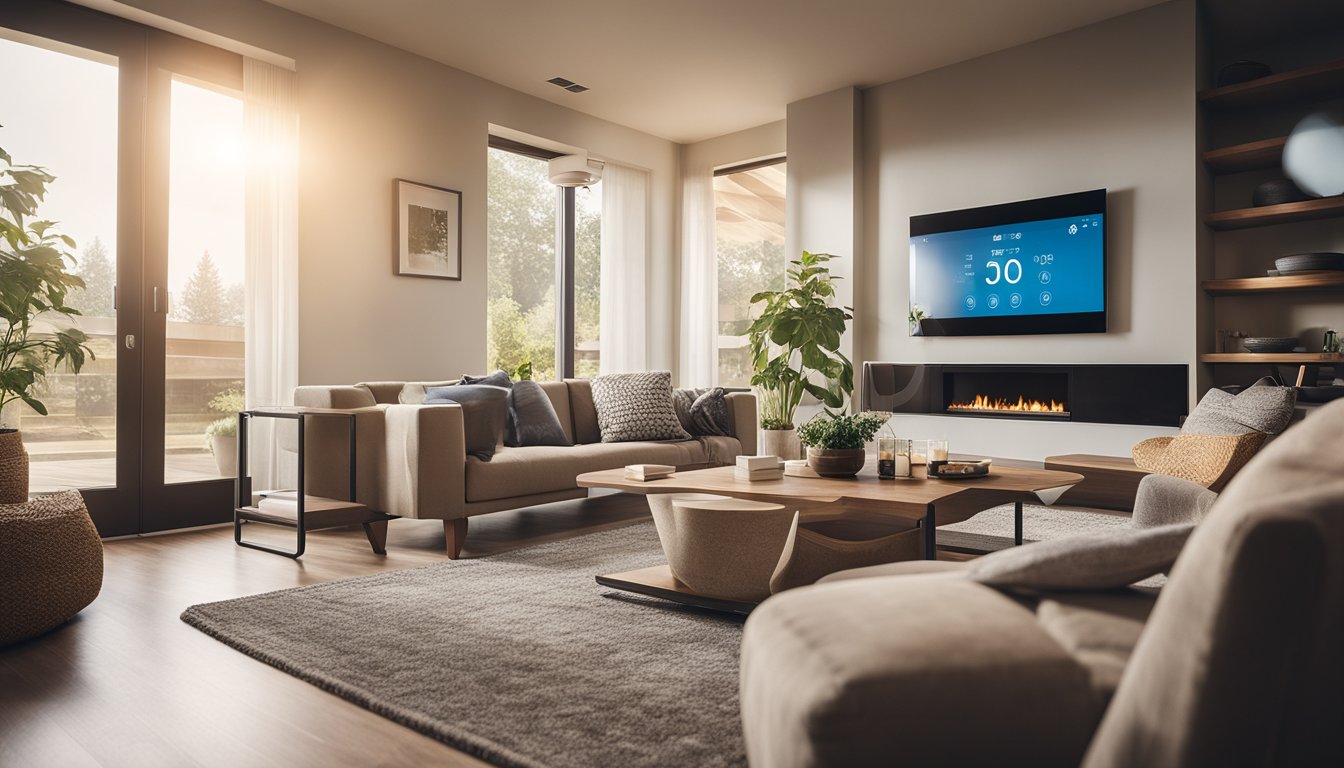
[590,371,692,443]
[672,387,732,436]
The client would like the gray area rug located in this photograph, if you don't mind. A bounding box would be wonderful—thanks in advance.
[938,503,1131,552]
[182,523,746,768]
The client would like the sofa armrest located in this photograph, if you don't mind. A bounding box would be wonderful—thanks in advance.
[741,576,1101,768]
[380,403,466,521]
[1130,473,1219,528]
[725,391,757,455]
[294,385,377,409]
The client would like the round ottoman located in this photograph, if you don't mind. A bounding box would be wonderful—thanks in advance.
[650,495,794,602]
[0,490,103,646]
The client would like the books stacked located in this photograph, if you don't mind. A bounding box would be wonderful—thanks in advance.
[624,464,675,482]
[783,459,819,478]
[735,455,785,481]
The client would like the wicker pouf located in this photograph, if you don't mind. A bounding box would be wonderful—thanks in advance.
[0,491,103,646]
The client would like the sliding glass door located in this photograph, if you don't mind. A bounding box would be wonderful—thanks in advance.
[4,0,243,534]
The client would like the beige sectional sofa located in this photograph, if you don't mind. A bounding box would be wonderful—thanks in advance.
[291,379,756,557]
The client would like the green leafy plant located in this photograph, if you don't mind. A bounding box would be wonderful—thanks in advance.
[0,145,93,423]
[510,360,533,381]
[204,387,244,447]
[797,410,892,450]
[745,251,854,429]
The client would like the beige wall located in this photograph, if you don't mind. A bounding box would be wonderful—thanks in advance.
[856,0,1198,458]
[105,0,679,385]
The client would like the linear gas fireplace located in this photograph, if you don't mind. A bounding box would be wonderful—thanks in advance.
[861,363,1188,427]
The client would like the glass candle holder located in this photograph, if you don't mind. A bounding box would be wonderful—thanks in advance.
[927,439,950,474]
[877,437,913,479]
[911,439,929,465]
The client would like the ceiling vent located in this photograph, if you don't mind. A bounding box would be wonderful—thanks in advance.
[546,76,589,93]
[548,153,603,187]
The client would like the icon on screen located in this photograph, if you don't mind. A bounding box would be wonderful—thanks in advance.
[965,295,976,310]
[1040,291,1052,306]
[1067,224,1078,235]
[1009,293,1022,308]
[1039,270,1051,284]
[987,294,1000,309]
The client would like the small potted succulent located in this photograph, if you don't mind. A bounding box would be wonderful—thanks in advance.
[204,387,245,477]
[797,410,892,478]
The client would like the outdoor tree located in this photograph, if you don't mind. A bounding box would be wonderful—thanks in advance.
[177,250,230,325]
[69,236,115,319]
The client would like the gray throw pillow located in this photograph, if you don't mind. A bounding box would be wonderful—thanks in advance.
[424,384,509,461]
[1183,382,1296,436]
[460,370,513,389]
[506,380,571,447]
[969,523,1195,591]
[671,387,732,436]
[590,371,692,443]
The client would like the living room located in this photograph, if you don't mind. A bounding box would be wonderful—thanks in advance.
[2,0,1343,765]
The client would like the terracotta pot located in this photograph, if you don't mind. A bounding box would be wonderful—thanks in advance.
[760,426,802,460]
[0,429,30,503]
[806,447,866,478]
[211,435,239,478]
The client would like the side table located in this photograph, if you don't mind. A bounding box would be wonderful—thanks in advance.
[234,407,392,558]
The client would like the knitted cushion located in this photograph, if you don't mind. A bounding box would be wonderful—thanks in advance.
[590,371,691,443]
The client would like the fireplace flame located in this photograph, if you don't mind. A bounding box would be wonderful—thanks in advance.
[948,394,1067,414]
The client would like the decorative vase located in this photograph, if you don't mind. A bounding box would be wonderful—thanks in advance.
[211,434,239,478]
[761,426,802,461]
[0,429,30,503]
[806,447,866,478]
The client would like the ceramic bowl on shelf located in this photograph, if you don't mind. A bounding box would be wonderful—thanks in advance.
[1241,337,1299,353]
[1274,252,1344,275]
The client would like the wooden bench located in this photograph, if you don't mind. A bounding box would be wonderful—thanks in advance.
[1043,454,1149,512]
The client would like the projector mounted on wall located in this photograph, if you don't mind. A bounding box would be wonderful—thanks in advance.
[549,153,603,187]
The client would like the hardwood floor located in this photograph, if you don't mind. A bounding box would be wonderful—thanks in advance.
[0,492,650,768]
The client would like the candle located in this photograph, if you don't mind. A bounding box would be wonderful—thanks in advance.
[894,454,911,477]
[929,439,949,463]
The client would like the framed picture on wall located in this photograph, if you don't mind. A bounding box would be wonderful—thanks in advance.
[395,179,462,280]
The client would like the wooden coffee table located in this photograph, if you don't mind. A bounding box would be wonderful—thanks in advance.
[578,461,1082,612]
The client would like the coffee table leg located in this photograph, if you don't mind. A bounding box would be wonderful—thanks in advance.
[923,504,936,560]
[1015,501,1024,546]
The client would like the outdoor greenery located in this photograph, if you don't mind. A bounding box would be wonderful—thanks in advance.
[796,410,892,450]
[204,387,244,448]
[485,148,600,380]
[174,250,243,326]
[0,144,94,421]
[745,250,854,429]
[717,238,785,387]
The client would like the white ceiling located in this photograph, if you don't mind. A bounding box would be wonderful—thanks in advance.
[261,0,1169,144]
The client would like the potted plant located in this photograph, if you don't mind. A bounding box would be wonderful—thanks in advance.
[0,146,94,503]
[797,410,892,478]
[205,387,245,477]
[744,251,854,460]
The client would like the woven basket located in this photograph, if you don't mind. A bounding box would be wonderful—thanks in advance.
[0,490,103,646]
[0,429,29,504]
[1132,432,1267,492]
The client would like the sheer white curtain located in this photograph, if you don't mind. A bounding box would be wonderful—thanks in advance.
[678,163,717,387]
[598,162,649,374]
[243,58,299,489]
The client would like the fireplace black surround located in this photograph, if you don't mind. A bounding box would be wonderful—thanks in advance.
[861,362,1188,427]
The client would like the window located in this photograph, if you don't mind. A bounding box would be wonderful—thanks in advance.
[486,141,601,379]
[714,159,786,387]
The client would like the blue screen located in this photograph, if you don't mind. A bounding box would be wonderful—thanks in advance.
[910,213,1104,320]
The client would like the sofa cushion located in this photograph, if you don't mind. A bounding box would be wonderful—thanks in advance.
[969,523,1194,592]
[672,387,733,436]
[590,371,691,443]
[424,384,509,461]
[537,380,575,444]
[505,380,571,448]
[1035,591,1156,705]
[565,379,602,445]
[465,440,710,502]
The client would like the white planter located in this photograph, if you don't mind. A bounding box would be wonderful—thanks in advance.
[211,435,239,478]
[760,426,801,461]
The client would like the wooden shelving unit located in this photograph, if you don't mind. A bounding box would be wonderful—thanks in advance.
[1200,353,1344,364]
[1205,196,1344,231]
[1202,272,1344,295]
[1202,136,1286,174]
[1198,57,1344,109]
